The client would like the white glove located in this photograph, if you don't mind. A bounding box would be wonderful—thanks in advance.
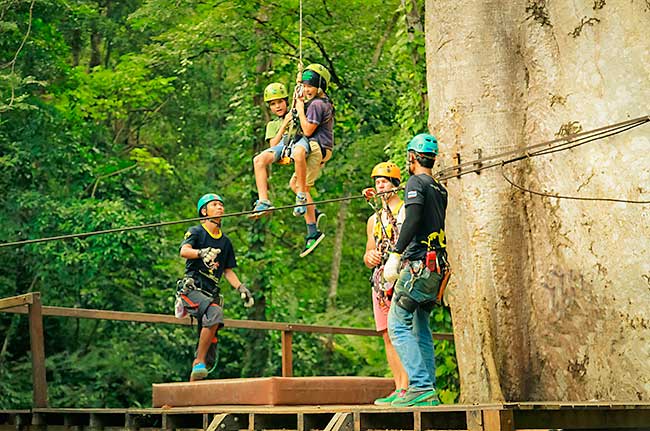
[198,247,220,267]
[238,284,255,308]
[383,252,402,283]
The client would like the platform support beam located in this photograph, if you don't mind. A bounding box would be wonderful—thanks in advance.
[482,409,514,431]
[324,413,353,431]
[206,413,241,431]
[281,330,293,377]
[28,293,47,408]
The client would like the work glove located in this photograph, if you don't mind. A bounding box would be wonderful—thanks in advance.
[237,283,254,308]
[383,252,402,283]
[362,187,376,200]
[198,247,220,267]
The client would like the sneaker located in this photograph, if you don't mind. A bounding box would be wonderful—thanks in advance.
[374,389,406,406]
[293,192,307,217]
[190,362,208,380]
[248,199,274,219]
[299,231,325,258]
[390,389,439,407]
[315,208,326,229]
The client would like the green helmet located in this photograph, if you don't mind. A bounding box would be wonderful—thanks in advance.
[302,63,331,91]
[407,133,439,155]
[263,82,288,102]
[197,193,224,216]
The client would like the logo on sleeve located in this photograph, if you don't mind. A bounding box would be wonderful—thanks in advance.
[184,231,191,239]
[407,190,418,199]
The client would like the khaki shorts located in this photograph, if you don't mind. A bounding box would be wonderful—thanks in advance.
[290,140,332,187]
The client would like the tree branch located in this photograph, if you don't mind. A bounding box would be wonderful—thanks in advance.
[306,35,341,88]
[372,10,400,66]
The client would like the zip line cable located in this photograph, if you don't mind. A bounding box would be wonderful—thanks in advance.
[436,115,649,179]
[0,116,648,249]
[0,191,400,249]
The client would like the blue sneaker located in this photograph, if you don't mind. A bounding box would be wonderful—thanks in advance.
[315,208,326,229]
[293,192,307,217]
[190,362,208,380]
[249,199,274,219]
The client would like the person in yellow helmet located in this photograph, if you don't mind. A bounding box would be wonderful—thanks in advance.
[362,162,408,405]
[251,82,291,217]
[291,63,335,257]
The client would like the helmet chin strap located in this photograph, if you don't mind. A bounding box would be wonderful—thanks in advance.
[206,218,221,227]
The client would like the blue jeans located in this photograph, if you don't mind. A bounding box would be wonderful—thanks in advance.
[264,137,313,162]
[387,262,442,391]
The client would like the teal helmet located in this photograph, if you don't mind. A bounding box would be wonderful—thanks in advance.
[407,133,439,155]
[197,193,224,216]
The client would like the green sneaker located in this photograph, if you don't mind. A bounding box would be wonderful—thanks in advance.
[390,389,438,407]
[374,389,406,405]
[299,231,325,257]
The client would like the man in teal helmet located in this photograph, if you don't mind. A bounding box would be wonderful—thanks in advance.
[383,133,449,407]
[178,193,254,381]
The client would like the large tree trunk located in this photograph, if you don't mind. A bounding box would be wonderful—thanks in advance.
[425,0,650,402]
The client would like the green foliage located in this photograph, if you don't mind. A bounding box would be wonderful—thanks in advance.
[0,0,459,408]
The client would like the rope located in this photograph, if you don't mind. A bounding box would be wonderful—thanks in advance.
[500,164,650,204]
[299,0,303,68]
[436,115,649,180]
[0,116,648,249]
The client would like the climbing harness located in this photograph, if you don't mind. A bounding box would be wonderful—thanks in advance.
[365,192,403,307]
[175,276,223,375]
[277,79,304,165]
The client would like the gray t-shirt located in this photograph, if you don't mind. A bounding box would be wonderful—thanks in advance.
[303,97,334,151]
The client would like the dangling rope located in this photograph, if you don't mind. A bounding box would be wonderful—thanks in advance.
[299,0,303,70]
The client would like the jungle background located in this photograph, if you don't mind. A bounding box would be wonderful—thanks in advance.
[0,0,459,408]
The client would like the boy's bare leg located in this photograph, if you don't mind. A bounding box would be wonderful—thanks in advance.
[292,146,307,195]
[304,187,316,224]
[253,151,275,201]
[190,325,218,381]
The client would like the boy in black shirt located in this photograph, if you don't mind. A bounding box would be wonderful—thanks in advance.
[383,134,448,406]
[179,193,254,381]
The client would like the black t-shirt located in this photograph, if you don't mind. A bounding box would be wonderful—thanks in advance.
[180,224,237,291]
[400,174,448,261]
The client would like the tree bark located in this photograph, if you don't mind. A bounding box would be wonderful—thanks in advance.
[425,0,650,402]
[327,198,349,311]
[89,30,102,69]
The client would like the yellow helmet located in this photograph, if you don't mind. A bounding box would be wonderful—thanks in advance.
[302,63,331,91]
[264,82,288,102]
[371,162,401,185]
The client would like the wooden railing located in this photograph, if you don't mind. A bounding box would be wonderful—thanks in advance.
[0,292,453,408]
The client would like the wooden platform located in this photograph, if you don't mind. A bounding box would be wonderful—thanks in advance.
[152,377,395,407]
[3,402,650,431]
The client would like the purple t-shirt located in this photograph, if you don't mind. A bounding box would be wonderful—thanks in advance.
[304,97,334,151]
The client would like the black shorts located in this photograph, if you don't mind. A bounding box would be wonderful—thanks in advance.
[180,289,224,329]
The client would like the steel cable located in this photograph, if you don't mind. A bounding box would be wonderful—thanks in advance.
[1,116,648,248]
